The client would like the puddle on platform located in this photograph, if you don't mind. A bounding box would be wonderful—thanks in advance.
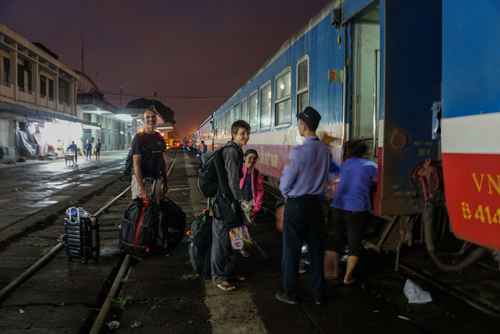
[100,245,122,257]
[45,182,72,190]
[29,200,58,207]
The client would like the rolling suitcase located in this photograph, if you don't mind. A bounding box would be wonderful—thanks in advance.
[64,207,100,264]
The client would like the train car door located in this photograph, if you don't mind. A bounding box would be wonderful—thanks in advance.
[344,0,442,215]
[376,0,441,215]
[351,4,380,164]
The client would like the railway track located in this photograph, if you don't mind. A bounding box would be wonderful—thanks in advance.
[0,150,179,333]
[390,245,500,318]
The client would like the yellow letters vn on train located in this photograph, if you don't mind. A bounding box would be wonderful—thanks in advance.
[471,173,500,195]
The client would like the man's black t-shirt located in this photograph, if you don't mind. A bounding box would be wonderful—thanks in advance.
[130,132,165,179]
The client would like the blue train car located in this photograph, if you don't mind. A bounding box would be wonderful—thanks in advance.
[194,0,500,262]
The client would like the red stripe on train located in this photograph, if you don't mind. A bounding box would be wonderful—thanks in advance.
[442,153,500,251]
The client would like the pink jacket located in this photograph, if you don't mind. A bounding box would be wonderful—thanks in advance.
[239,166,264,212]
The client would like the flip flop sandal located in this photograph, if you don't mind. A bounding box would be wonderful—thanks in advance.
[240,250,251,258]
[216,282,236,291]
[229,275,246,282]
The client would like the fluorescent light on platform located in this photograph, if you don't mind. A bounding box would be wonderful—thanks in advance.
[115,114,133,121]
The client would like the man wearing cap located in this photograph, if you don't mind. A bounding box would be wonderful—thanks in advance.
[276,107,331,305]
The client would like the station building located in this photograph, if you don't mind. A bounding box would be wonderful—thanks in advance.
[0,23,129,159]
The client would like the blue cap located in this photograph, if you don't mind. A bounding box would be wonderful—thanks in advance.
[297,107,321,131]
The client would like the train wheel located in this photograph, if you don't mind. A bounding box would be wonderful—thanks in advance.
[424,202,486,272]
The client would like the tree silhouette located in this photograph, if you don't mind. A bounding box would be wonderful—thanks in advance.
[126,98,176,125]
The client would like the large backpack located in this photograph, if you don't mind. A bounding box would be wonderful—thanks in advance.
[120,198,160,255]
[158,197,187,251]
[197,148,225,197]
[187,201,213,278]
[123,150,135,182]
[123,132,145,182]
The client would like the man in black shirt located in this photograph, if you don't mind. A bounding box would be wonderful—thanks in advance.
[130,109,168,204]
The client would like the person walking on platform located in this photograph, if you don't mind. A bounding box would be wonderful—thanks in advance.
[276,107,331,305]
[201,140,207,154]
[212,120,250,292]
[84,139,92,160]
[66,141,78,164]
[325,139,377,285]
[130,109,168,205]
[94,138,102,160]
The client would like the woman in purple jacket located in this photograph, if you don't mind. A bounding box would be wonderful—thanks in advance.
[239,149,264,257]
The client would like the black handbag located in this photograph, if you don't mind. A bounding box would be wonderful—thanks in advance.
[212,145,244,229]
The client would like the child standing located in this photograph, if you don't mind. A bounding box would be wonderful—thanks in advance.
[238,149,264,257]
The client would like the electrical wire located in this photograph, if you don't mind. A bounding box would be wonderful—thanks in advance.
[101,90,229,100]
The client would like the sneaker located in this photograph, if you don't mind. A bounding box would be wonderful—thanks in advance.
[275,292,298,305]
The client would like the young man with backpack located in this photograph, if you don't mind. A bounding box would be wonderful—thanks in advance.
[130,109,168,204]
[211,120,250,291]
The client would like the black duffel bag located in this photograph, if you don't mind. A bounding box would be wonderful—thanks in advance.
[158,197,187,251]
[120,198,160,255]
[188,208,213,278]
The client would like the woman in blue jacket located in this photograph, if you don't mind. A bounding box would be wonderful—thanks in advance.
[324,139,377,285]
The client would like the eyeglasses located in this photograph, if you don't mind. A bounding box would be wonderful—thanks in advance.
[144,116,157,119]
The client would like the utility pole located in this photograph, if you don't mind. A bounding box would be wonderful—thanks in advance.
[80,28,84,73]
[151,91,157,111]
[120,86,123,109]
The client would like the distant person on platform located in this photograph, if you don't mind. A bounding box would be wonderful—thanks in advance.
[66,141,78,164]
[84,139,92,160]
[201,141,207,154]
[130,109,168,204]
[276,107,331,305]
[94,139,102,160]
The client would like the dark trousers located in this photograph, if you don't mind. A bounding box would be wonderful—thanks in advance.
[95,149,100,159]
[211,216,234,284]
[331,208,370,257]
[282,196,324,302]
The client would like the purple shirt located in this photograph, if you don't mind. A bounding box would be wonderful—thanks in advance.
[331,157,378,212]
[279,136,331,197]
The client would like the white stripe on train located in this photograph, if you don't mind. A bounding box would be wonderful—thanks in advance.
[442,112,500,154]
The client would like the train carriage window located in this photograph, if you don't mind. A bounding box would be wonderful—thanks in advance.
[249,91,258,132]
[234,104,241,120]
[229,108,234,128]
[275,67,292,126]
[260,82,272,130]
[297,56,310,114]
[241,98,248,124]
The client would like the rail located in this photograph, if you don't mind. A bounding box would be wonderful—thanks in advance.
[89,150,179,334]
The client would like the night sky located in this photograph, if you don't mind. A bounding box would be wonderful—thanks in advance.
[0,0,331,137]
